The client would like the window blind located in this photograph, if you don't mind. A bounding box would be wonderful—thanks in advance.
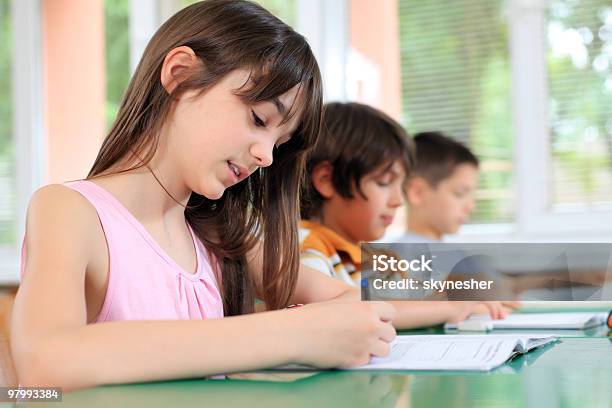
[398,0,514,224]
[0,0,15,245]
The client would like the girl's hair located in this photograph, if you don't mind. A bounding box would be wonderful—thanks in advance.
[88,0,323,316]
[301,102,414,220]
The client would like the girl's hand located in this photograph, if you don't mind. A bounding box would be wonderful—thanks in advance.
[289,301,396,369]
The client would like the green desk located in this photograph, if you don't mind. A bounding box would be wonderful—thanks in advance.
[21,310,612,408]
[22,337,610,408]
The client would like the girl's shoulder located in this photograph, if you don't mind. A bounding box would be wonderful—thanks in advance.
[22,183,111,325]
[26,183,105,255]
[28,183,99,221]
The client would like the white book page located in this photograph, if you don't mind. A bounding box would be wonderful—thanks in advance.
[353,335,521,371]
[271,335,557,372]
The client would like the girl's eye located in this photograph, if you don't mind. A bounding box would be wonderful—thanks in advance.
[376,180,391,187]
[252,110,266,128]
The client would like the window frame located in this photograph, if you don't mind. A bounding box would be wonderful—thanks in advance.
[0,0,45,284]
[296,0,348,102]
[508,0,612,240]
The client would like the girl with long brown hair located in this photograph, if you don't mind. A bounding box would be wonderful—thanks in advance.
[11,0,395,390]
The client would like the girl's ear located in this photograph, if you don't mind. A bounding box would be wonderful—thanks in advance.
[311,162,335,199]
[160,46,199,94]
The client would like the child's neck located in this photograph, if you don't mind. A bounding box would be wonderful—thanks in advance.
[92,150,191,223]
[315,213,360,247]
[407,218,442,241]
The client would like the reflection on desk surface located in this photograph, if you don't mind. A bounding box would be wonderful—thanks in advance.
[22,338,612,408]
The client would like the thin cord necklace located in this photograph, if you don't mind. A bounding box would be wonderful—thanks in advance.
[144,162,189,209]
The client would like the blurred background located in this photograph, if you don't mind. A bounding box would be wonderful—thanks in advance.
[0,0,611,284]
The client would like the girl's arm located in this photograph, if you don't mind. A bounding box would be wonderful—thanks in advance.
[326,294,511,329]
[12,186,395,390]
[283,271,510,328]
[247,241,357,305]
[290,264,359,304]
[246,247,482,328]
[246,243,511,328]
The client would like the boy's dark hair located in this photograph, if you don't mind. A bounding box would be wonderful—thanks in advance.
[301,102,415,219]
[412,132,479,187]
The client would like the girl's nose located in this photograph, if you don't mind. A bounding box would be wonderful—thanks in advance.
[250,142,274,168]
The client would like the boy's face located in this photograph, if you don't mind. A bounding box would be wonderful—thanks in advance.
[409,163,479,236]
[324,161,406,243]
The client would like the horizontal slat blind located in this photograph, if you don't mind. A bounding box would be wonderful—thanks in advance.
[398,0,514,223]
[0,0,15,246]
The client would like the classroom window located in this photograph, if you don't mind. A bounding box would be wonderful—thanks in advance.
[182,0,296,26]
[398,0,514,225]
[0,0,15,246]
[105,0,296,130]
[547,0,612,212]
[249,0,296,26]
[105,0,130,129]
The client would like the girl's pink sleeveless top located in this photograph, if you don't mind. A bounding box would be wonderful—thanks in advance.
[25,180,224,322]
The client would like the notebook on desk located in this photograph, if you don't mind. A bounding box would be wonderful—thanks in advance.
[445,312,609,330]
[273,334,558,372]
[354,334,557,372]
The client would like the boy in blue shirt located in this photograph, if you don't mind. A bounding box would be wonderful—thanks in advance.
[401,132,479,242]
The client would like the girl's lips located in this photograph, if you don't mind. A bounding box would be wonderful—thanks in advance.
[226,161,250,184]
[227,162,240,184]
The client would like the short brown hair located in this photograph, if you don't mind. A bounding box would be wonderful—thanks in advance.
[412,132,479,187]
[301,102,415,219]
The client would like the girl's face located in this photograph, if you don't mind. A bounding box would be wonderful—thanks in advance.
[164,69,303,200]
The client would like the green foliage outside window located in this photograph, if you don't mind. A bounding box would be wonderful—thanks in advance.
[0,0,15,244]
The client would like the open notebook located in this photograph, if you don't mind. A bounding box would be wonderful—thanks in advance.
[273,334,557,372]
[353,334,557,372]
[444,312,609,330]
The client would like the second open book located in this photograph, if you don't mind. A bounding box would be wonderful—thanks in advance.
[444,312,609,330]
